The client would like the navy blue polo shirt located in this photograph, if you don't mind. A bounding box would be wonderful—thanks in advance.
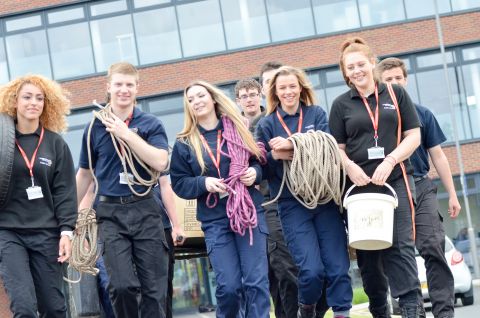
[170,120,264,222]
[79,107,168,196]
[410,104,447,177]
[256,103,329,200]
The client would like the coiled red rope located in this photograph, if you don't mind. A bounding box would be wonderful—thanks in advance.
[206,116,266,245]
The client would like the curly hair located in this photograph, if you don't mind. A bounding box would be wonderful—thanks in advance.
[0,74,71,133]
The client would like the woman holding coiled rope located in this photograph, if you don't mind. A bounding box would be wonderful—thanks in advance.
[256,66,352,318]
[170,80,270,318]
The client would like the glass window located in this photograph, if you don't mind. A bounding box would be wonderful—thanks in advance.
[134,0,170,8]
[48,7,85,24]
[463,46,480,61]
[266,0,315,42]
[404,0,451,19]
[220,0,270,49]
[177,0,226,57]
[90,0,128,16]
[67,109,96,128]
[0,41,9,84]
[134,7,182,64]
[90,15,138,72]
[416,51,454,68]
[452,0,480,10]
[148,94,184,144]
[325,68,344,84]
[325,84,349,111]
[404,73,419,104]
[358,0,405,26]
[63,128,85,166]
[48,22,95,79]
[312,0,360,34]
[416,68,467,141]
[461,63,480,139]
[5,15,42,32]
[6,30,51,78]
[148,94,183,113]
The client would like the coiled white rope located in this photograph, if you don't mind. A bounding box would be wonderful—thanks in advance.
[264,130,346,210]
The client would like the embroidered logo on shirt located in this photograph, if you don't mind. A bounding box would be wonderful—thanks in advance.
[382,103,396,110]
[305,124,314,130]
[38,157,52,167]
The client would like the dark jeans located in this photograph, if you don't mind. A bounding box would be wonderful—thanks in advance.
[97,197,169,318]
[354,177,421,315]
[164,228,175,318]
[0,229,67,318]
[414,177,454,317]
[265,207,299,318]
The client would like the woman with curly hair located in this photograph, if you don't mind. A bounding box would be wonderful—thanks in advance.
[0,74,77,317]
[170,80,270,317]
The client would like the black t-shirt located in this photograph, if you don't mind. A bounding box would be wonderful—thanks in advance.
[329,83,420,183]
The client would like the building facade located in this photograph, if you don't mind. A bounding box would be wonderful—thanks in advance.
[0,0,480,315]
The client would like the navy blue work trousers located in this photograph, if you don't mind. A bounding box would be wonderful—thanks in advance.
[414,177,454,317]
[202,213,270,318]
[278,199,352,312]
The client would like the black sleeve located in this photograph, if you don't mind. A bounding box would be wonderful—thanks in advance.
[52,138,78,232]
[328,98,347,144]
[393,85,420,132]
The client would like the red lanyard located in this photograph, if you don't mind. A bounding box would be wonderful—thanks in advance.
[15,127,45,184]
[360,85,380,141]
[124,112,133,127]
[200,130,222,177]
[276,107,303,137]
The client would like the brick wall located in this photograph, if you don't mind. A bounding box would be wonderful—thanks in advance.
[55,11,480,108]
[0,0,79,16]
[429,142,480,179]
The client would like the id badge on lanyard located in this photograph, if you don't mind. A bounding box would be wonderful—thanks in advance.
[361,86,385,160]
[16,127,45,200]
[200,130,228,198]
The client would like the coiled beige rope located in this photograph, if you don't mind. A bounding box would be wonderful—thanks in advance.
[91,103,160,196]
[264,130,346,210]
[66,102,162,281]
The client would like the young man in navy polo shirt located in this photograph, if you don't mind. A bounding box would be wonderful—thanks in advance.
[376,58,461,318]
[76,62,170,318]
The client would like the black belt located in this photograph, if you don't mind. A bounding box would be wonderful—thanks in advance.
[98,192,152,204]
[414,175,428,183]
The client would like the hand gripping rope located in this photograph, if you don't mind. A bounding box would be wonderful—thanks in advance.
[263,130,346,210]
[66,101,162,282]
[206,116,266,245]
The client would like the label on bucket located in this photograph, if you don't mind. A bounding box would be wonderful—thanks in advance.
[351,209,384,231]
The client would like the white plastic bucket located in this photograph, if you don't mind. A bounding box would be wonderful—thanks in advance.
[343,183,398,250]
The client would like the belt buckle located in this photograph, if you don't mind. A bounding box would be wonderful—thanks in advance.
[120,196,131,204]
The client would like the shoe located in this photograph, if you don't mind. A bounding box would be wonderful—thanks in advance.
[401,305,424,318]
[297,303,316,318]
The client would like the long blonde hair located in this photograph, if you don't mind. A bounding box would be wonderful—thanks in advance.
[266,66,317,115]
[177,80,261,173]
[0,74,71,133]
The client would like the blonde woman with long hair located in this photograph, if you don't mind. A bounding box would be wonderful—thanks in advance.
[0,74,77,317]
[256,66,352,318]
[170,80,270,317]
